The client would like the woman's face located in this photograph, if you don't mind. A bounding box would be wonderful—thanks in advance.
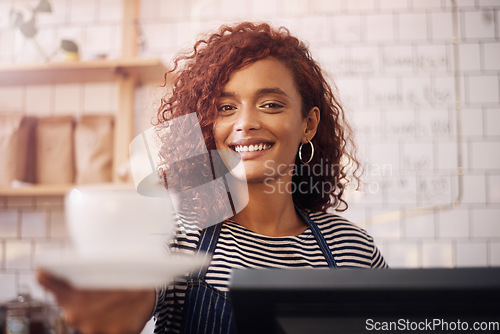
[213,57,313,183]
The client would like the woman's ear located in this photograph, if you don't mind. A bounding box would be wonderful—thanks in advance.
[302,107,320,143]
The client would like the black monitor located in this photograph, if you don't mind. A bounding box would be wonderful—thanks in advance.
[229,267,500,334]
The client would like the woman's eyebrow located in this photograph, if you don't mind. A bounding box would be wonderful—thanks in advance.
[256,87,289,97]
[219,88,289,99]
[220,91,236,98]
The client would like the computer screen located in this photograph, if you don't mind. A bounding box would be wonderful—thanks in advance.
[230,267,500,334]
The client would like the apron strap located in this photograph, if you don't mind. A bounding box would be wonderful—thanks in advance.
[193,223,223,279]
[296,208,337,268]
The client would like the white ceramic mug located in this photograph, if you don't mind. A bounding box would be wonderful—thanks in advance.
[65,184,174,260]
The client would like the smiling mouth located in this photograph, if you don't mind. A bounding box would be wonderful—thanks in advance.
[231,143,273,153]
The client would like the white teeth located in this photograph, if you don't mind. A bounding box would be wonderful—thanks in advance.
[234,144,271,153]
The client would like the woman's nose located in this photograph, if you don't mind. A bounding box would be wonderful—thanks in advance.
[234,106,261,133]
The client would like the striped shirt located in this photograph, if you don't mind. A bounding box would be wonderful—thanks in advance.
[154,210,388,333]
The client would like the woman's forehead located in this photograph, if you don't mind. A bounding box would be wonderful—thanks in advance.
[221,57,299,99]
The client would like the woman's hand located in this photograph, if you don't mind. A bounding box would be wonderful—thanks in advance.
[37,270,156,334]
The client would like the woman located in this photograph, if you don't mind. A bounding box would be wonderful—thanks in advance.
[38,22,387,334]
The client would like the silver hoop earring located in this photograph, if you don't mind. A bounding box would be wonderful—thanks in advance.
[299,140,314,164]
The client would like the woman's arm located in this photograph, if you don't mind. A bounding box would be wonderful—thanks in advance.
[37,270,156,334]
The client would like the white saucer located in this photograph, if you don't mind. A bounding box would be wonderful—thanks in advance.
[36,251,208,289]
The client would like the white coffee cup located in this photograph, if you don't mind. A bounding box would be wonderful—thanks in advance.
[65,184,174,260]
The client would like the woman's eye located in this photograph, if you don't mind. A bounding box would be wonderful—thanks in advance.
[261,102,284,111]
[217,105,236,115]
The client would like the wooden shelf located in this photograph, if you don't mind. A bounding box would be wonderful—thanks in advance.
[0,58,168,86]
[0,3,165,197]
[0,184,74,197]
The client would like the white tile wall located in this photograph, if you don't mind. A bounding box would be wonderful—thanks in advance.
[5,240,32,270]
[463,10,496,40]
[0,87,24,112]
[14,38,46,64]
[49,210,69,239]
[483,42,500,70]
[470,141,500,169]
[460,108,483,136]
[330,15,362,43]
[346,0,376,13]
[0,0,499,311]
[403,214,435,239]
[69,0,98,24]
[84,25,116,58]
[42,0,69,25]
[382,45,414,73]
[98,0,123,22]
[424,175,456,205]
[479,0,500,6]
[452,0,478,8]
[487,174,500,203]
[430,12,454,40]
[53,84,83,115]
[459,43,481,71]
[282,0,309,17]
[421,241,454,267]
[365,211,402,239]
[437,208,470,239]
[490,242,500,265]
[467,75,500,104]
[0,211,19,238]
[139,0,155,20]
[455,241,489,266]
[397,13,428,41]
[83,83,118,113]
[436,141,459,170]
[402,141,434,170]
[25,85,53,116]
[0,3,12,30]
[368,142,400,171]
[385,241,420,268]
[379,0,409,10]
[460,174,487,204]
[411,0,443,9]
[0,273,17,301]
[471,208,500,237]
[20,211,48,239]
[300,17,332,48]
[365,14,395,41]
[250,0,281,17]
[0,31,15,64]
[484,108,500,136]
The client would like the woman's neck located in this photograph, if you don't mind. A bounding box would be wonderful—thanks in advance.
[232,178,307,237]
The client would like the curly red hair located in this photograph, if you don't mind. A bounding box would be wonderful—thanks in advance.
[157,22,360,212]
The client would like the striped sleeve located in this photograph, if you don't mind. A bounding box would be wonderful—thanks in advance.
[371,237,388,268]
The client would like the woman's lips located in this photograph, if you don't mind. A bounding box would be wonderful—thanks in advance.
[233,143,272,153]
[229,142,274,160]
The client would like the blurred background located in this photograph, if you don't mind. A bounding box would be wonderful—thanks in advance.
[0,0,499,312]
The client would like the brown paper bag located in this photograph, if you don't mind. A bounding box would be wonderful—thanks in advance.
[19,116,37,183]
[0,114,24,186]
[36,116,75,184]
[0,114,36,186]
[74,115,114,184]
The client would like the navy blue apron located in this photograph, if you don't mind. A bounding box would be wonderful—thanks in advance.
[180,209,337,333]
